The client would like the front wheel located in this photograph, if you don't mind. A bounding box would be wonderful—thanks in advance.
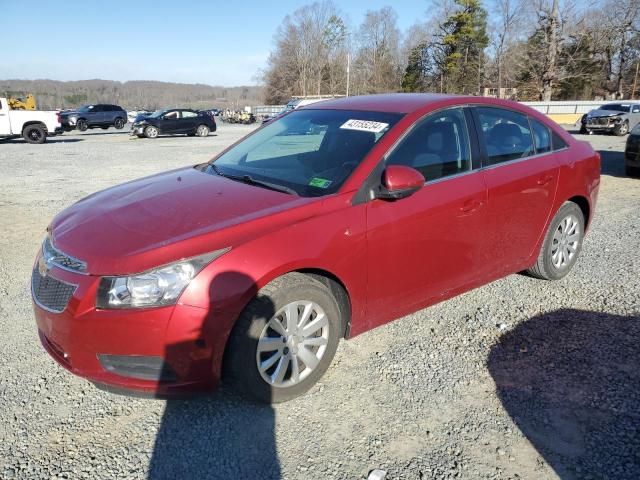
[76,119,88,131]
[225,273,342,403]
[114,118,125,129]
[195,124,209,137]
[614,121,629,136]
[23,124,47,144]
[144,126,159,139]
[527,202,585,280]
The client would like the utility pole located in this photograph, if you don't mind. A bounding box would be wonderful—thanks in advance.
[632,62,639,100]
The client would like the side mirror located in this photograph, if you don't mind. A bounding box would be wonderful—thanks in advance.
[377,165,425,200]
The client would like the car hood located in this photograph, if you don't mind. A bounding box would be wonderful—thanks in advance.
[50,167,314,275]
[587,109,625,118]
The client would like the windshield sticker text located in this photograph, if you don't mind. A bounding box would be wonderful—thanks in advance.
[340,119,389,133]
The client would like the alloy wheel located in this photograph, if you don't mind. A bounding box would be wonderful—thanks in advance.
[256,300,330,388]
[146,126,158,138]
[551,214,580,269]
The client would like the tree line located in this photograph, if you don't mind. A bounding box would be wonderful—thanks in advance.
[262,0,640,103]
[1,79,264,110]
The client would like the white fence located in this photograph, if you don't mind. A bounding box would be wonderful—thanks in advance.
[250,100,612,118]
[521,101,606,115]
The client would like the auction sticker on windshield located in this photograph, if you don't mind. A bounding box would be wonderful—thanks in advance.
[309,177,333,188]
[340,119,389,133]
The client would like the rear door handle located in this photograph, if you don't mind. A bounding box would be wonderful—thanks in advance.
[537,175,554,186]
[460,199,483,213]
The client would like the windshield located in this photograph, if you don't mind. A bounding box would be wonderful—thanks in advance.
[149,109,168,118]
[77,105,94,113]
[208,109,403,197]
[599,104,630,112]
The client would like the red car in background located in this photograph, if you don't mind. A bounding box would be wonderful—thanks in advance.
[32,94,600,403]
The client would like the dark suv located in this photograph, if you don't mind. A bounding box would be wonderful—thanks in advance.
[60,104,127,132]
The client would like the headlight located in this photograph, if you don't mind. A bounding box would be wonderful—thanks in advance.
[612,116,622,123]
[68,116,77,125]
[96,249,229,309]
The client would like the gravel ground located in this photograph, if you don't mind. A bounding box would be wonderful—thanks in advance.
[0,123,638,480]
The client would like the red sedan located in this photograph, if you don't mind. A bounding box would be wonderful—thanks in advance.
[32,94,600,403]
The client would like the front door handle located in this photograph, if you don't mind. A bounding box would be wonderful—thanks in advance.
[459,199,483,214]
[537,175,554,186]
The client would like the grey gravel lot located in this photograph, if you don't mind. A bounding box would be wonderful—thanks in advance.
[0,123,639,480]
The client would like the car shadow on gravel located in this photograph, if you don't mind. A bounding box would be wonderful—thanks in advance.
[488,309,640,479]
[597,149,627,177]
[148,271,280,480]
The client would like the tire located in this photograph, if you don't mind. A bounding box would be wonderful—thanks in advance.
[22,124,47,144]
[114,118,125,129]
[614,121,629,136]
[626,165,640,177]
[579,125,587,134]
[195,124,210,137]
[527,202,585,280]
[225,272,342,404]
[144,125,159,139]
[76,119,88,132]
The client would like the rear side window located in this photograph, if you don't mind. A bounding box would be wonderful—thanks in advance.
[476,107,534,165]
[529,118,551,154]
[552,131,568,150]
[386,107,471,182]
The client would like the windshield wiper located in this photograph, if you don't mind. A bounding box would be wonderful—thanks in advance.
[208,164,297,195]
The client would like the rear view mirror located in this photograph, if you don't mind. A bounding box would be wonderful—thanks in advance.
[377,165,424,200]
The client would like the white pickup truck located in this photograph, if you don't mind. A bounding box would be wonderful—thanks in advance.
[0,97,62,144]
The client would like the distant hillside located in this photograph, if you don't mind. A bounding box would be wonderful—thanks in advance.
[0,79,265,110]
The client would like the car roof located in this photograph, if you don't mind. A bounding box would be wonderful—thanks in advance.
[305,93,475,113]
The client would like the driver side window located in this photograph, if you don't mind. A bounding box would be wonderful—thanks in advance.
[386,108,471,182]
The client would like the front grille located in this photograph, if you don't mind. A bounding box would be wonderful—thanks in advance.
[43,236,87,273]
[32,267,77,313]
[587,117,611,126]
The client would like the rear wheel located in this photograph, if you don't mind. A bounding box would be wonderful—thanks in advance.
[76,119,88,131]
[195,124,210,137]
[527,202,585,280]
[144,126,159,139]
[22,124,47,144]
[114,118,125,129]
[626,165,640,177]
[225,273,341,403]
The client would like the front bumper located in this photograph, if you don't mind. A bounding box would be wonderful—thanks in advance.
[32,261,221,396]
[625,140,640,167]
[130,125,145,135]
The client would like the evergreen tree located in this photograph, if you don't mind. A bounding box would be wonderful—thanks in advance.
[441,0,489,94]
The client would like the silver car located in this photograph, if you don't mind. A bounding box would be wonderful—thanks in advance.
[580,102,640,136]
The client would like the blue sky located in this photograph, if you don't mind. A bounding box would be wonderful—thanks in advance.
[3,0,427,86]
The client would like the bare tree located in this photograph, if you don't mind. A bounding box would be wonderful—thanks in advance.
[541,0,560,101]
[491,0,526,97]
[352,7,402,94]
